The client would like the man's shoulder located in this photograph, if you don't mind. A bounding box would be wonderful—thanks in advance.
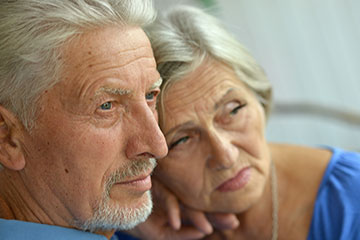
[0,218,106,240]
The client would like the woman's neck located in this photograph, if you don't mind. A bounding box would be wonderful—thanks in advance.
[206,143,331,240]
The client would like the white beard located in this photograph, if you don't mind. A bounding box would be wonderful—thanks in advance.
[79,190,153,232]
[76,158,156,232]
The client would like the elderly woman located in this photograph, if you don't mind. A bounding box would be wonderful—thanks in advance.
[123,5,360,240]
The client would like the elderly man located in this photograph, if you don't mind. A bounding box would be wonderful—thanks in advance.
[0,0,168,239]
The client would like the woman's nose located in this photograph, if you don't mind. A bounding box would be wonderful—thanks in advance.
[206,129,238,171]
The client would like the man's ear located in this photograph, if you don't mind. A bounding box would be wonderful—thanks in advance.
[0,105,26,171]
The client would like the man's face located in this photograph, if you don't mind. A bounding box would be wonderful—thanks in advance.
[20,26,168,231]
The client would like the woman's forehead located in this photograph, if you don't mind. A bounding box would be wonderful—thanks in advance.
[163,64,249,108]
[161,87,254,137]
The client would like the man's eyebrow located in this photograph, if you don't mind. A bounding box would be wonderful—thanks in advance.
[95,87,131,96]
[149,77,163,90]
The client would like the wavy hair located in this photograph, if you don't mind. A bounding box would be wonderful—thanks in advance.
[146,6,272,126]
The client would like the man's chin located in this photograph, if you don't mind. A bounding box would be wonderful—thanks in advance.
[109,183,152,207]
[76,190,153,232]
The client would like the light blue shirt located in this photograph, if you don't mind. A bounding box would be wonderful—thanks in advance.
[308,147,360,240]
[0,218,109,240]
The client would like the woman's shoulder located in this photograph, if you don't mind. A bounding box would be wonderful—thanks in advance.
[315,146,360,197]
[307,146,360,240]
[270,144,360,239]
[269,143,333,162]
[271,143,360,195]
[269,143,332,186]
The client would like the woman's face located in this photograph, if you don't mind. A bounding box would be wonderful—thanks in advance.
[156,59,271,213]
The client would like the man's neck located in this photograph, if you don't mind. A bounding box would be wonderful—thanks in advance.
[0,169,59,223]
[0,170,116,239]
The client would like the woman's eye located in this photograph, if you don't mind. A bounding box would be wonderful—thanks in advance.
[100,101,112,110]
[230,103,247,115]
[169,136,190,150]
[145,91,158,101]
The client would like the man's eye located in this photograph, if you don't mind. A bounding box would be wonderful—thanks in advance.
[100,102,112,110]
[169,136,190,150]
[145,91,157,101]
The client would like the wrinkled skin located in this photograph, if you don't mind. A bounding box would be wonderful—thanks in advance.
[0,26,168,237]
[156,59,271,213]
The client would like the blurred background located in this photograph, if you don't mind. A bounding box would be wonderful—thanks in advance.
[154,0,360,151]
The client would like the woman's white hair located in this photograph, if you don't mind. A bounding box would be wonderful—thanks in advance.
[146,6,272,126]
[0,0,156,129]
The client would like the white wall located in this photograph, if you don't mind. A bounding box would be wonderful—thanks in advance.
[154,0,360,151]
[154,0,202,10]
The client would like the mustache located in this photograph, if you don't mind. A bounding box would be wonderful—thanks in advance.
[105,158,157,194]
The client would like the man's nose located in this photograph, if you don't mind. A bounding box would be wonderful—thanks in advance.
[206,129,238,171]
[125,104,168,160]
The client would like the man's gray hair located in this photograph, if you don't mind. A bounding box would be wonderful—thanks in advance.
[0,0,156,129]
[146,6,272,126]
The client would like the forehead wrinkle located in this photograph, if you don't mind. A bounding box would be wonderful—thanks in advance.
[69,49,155,88]
[68,70,88,98]
[167,77,222,111]
[80,56,156,74]
[70,57,156,100]
[77,45,152,63]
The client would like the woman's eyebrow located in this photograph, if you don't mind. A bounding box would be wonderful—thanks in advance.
[165,121,195,137]
[165,88,237,136]
[214,88,235,110]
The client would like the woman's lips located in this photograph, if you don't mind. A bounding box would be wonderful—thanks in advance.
[216,167,251,192]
